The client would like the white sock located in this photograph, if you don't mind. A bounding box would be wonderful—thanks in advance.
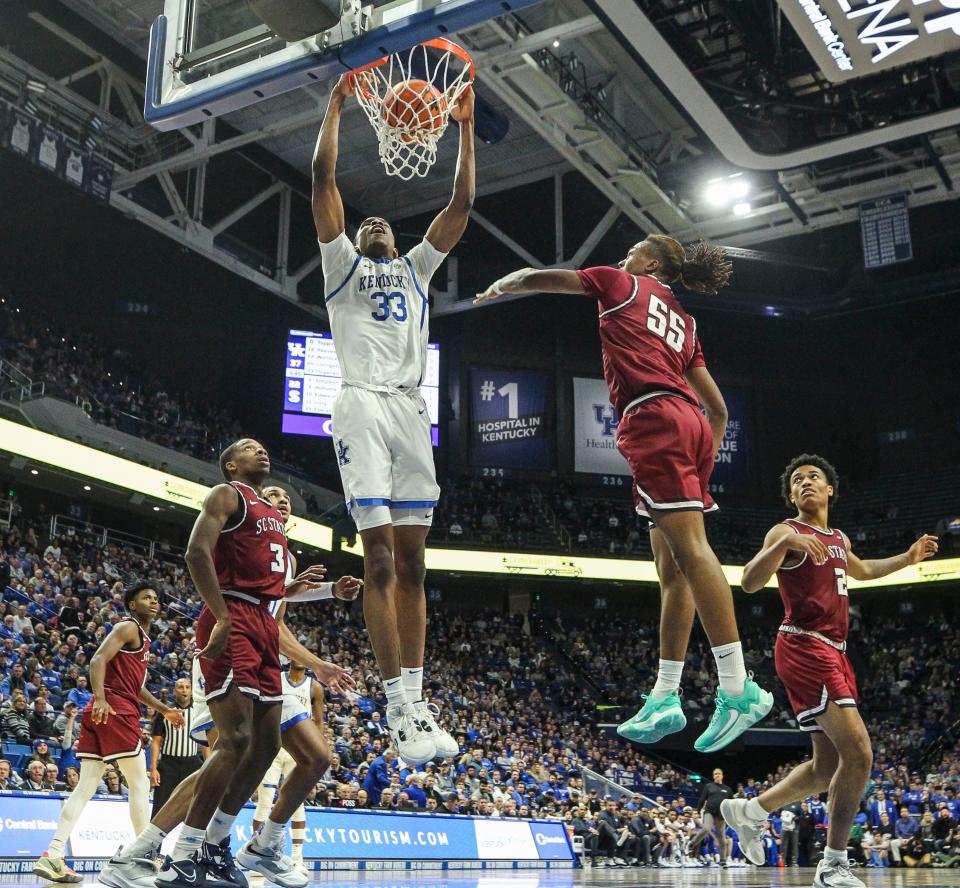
[651,659,684,698]
[744,797,768,821]
[120,823,166,860]
[383,675,407,708]
[401,666,424,705]
[824,846,847,866]
[172,825,206,861]
[47,839,66,860]
[253,819,286,850]
[711,642,746,696]
[206,807,237,845]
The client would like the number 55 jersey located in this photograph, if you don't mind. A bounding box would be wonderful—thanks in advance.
[577,265,716,522]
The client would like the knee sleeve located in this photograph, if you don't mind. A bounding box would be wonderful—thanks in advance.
[255,783,278,821]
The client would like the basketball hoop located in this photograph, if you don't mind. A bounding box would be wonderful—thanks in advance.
[351,38,474,180]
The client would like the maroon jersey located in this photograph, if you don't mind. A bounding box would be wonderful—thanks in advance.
[214,481,288,603]
[776,519,849,643]
[577,266,705,416]
[104,618,150,716]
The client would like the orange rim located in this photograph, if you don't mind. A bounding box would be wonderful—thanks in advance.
[349,37,475,98]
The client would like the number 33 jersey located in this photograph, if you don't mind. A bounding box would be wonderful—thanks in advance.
[318,232,447,390]
[776,519,850,644]
[577,266,706,418]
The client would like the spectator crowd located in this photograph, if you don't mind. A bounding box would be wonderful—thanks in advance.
[0,295,312,483]
[0,494,958,868]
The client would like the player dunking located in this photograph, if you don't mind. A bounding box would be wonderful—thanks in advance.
[722,454,938,888]
[477,238,772,753]
[99,483,356,888]
[34,583,183,883]
[312,74,474,763]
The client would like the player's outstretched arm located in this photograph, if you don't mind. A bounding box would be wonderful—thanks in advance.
[685,366,728,455]
[138,686,183,724]
[475,268,585,303]
[185,484,240,660]
[844,532,938,580]
[312,75,351,243]
[424,87,475,253]
[89,620,140,724]
[741,524,828,593]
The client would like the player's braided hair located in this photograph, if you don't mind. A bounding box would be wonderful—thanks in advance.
[647,236,733,295]
[780,453,840,508]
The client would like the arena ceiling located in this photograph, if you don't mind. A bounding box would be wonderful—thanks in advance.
[3,0,960,316]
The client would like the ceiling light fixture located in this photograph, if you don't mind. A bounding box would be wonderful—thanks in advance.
[704,173,751,207]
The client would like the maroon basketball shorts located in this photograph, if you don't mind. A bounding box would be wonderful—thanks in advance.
[615,393,718,521]
[775,632,858,732]
[76,704,144,762]
[195,595,282,705]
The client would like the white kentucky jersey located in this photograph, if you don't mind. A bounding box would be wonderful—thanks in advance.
[282,672,313,712]
[318,232,446,390]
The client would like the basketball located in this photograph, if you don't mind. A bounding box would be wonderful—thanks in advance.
[381,78,447,140]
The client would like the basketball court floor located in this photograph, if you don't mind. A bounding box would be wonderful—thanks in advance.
[4,870,960,888]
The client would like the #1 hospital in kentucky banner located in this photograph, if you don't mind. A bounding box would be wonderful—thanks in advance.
[469,367,552,469]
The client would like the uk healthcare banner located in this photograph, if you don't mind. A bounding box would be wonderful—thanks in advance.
[572,377,629,476]
[469,367,551,469]
[710,387,751,489]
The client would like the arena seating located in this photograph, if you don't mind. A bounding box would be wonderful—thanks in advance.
[2,502,958,855]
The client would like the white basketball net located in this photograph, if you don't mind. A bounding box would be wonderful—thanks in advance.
[352,40,473,180]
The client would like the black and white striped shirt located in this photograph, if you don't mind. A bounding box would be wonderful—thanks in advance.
[152,705,199,759]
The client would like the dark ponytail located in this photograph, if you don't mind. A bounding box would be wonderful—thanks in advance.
[679,241,733,295]
[646,236,732,295]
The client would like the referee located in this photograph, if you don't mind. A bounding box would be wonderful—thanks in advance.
[150,678,202,815]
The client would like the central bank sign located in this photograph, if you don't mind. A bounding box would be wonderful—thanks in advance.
[778,0,960,82]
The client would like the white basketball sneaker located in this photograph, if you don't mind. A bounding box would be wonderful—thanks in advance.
[386,701,436,764]
[414,701,460,758]
[814,858,865,887]
[721,798,765,866]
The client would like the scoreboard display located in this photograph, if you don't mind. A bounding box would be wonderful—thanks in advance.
[282,329,440,445]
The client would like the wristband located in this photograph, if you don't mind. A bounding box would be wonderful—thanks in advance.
[285,581,334,602]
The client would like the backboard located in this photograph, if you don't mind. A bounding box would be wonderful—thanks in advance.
[145,0,544,131]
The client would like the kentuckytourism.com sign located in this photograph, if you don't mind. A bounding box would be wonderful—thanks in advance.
[778,0,960,82]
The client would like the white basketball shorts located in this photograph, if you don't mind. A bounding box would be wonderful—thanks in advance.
[281,695,311,732]
[190,656,214,747]
[331,385,440,531]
